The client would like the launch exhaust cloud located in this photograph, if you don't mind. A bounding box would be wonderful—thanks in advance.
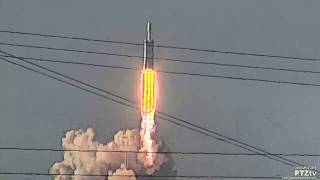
[50,128,168,179]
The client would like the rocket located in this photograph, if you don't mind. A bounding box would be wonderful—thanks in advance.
[140,22,158,167]
[140,22,157,120]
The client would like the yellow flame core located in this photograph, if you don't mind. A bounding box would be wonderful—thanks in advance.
[140,69,157,118]
[140,69,158,167]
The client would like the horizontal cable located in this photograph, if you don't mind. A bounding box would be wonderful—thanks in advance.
[0,30,143,46]
[1,30,320,62]
[0,42,142,59]
[2,42,320,72]
[2,54,320,74]
[0,172,282,179]
[0,147,319,156]
[0,55,139,70]
[2,54,320,88]
[160,70,320,87]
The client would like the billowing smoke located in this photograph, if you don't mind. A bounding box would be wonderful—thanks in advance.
[50,128,168,180]
[108,164,136,180]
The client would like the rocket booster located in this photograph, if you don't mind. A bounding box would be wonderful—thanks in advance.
[141,22,157,119]
[140,22,157,167]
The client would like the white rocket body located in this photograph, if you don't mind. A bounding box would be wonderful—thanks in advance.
[143,22,154,69]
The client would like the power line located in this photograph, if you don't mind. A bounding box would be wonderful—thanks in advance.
[2,41,320,72]
[0,147,319,157]
[0,53,303,168]
[0,42,142,59]
[0,55,139,70]
[3,54,320,75]
[2,54,320,88]
[156,44,320,62]
[1,30,320,63]
[160,70,320,87]
[4,42,320,88]
[0,30,143,46]
[0,172,282,179]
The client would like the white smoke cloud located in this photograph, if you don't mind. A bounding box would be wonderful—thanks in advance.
[50,128,168,180]
[108,164,136,180]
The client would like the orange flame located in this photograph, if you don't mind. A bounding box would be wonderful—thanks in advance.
[140,69,157,119]
[139,69,158,166]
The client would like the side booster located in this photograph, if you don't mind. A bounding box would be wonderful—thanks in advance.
[141,22,157,120]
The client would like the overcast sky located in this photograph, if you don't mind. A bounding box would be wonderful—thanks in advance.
[1,0,320,179]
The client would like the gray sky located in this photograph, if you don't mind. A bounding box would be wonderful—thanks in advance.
[1,0,320,179]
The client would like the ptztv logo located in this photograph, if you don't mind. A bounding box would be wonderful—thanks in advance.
[295,167,317,178]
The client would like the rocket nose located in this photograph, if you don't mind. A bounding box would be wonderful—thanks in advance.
[146,22,151,41]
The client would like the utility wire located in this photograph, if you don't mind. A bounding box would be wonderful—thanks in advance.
[2,54,320,74]
[160,70,320,87]
[0,30,143,46]
[0,55,139,70]
[0,172,282,179]
[0,42,142,59]
[2,54,320,88]
[0,147,319,157]
[0,51,303,168]
[1,42,320,71]
[1,30,320,63]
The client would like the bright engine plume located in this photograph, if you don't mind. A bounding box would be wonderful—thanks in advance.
[140,69,157,119]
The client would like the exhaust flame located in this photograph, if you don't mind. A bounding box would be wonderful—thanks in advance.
[139,69,158,167]
[140,69,157,119]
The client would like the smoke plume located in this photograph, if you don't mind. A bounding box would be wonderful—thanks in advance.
[50,128,168,180]
[108,164,136,180]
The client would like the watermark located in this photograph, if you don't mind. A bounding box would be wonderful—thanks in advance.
[282,166,318,180]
